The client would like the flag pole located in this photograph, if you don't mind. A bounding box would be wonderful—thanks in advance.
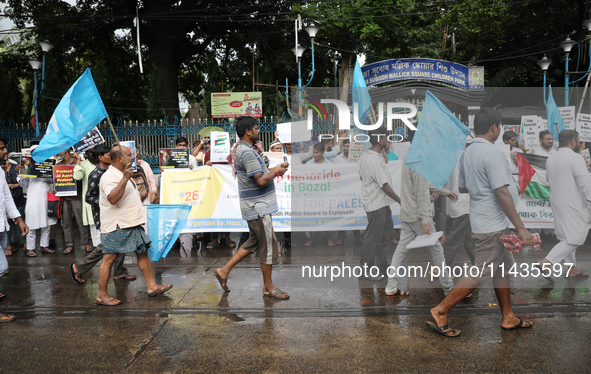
[106,116,129,165]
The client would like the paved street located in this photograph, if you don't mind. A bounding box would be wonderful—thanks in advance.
[1,234,590,373]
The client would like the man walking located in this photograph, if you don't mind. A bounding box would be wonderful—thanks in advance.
[95,145,172,306]
[70,144,135,285]
[427,108,534,337]
[537,130,591,279]
[214,116,290,299]
[357,131,401,280]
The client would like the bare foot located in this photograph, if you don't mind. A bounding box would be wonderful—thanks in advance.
[430,307,448,328]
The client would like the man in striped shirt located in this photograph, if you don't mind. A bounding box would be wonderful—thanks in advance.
[215,116,290,299]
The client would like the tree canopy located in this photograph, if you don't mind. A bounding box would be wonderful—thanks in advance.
[1,0,590,124]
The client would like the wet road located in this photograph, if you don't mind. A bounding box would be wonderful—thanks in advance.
[1,234,591,373]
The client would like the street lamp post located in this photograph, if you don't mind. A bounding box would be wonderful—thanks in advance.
[291,16,319,119]
[28,59,42,136]
[537,54,552,104]
[28,40,53,136]
[560,35,576,106]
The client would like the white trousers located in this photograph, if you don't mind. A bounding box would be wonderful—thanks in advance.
[545,240,578,266]
[27,226,50,250]
[90,225,102,247]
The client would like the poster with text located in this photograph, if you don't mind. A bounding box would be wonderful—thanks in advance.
[72,127,105,153]
[19,157,55,179]
[120,140,137,172]
[210,132,230,163]
[211,92,262,118]
[521,115,540,149]
[559,106,576,130]
[53,164,77,197]
[159,148,190,169]
[577,113,591,142]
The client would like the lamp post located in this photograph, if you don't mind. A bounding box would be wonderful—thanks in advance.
[28,59,42,136]
[291,16,319,119]
[537,54,552,104]
[560,35,576,106]
[28,40,53,136]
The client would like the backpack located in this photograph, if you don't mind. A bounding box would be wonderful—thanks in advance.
[47,193,63,219]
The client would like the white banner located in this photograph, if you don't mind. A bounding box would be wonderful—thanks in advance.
[210,132,230,162]
[277,121,311,143]
[559,106,576,130]
[576,113,591,142]
[521,115,540,149]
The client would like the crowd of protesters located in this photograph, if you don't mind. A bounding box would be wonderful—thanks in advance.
[1,108,590,338]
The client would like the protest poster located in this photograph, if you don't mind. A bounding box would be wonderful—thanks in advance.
[263,152,285,169]
[558,106,576,130]
[277,121,312,143]
[577,113,591,142]
[347,141,365,162]
[119,140,137,172]
[580,148,591,173]
[159,148,190,169]
[19,157,55,179]
[211,92,262,118]
[521,115,540,149]
[71,127,105,153]
[53,164,77,197]
[210,132,230,163]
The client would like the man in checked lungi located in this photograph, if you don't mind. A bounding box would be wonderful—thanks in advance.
[95,145,172,306]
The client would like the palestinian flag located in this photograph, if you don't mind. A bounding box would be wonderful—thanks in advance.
[516,153,550,201]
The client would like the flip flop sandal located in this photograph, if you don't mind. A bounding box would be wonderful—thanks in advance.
[566,271,590,279]
[95,297,122,306]
[85,246,95,253]
[4,249,12,256]
[227,241,236,248]
[0,313,16,323]
[147,284,173,297]
[304,240,315,247]
[263,288,290,299]
[0,293,6,300]
[63,247,74,254]
[214,270,230,292]
[463,293,474,301]
[501,317,533,330]
[385,289,410,298]
[335,240,343,245]
[206,242,219,250]
[327,241,336,247]
[114,274,137,281]
[25,250,37,257]
[70,264,85,285]
[426,321,462,337]
[40,247,56,254]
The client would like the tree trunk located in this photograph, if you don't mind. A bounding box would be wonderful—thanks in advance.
[339,53,356,105]
[148,43,182,120]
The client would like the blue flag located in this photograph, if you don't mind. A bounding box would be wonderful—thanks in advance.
[147,205,191,262]
[352,61,371,126]
[32,68,108,162]
[405,90,471,189]
[546,85,566,141]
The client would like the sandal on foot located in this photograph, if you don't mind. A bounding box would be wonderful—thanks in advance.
[0,293,5,300]
[4,249,12,256]
[40,247,55,254]
[227,240,236,248]
[304,240,314,247]
[206,241,218,250]
[95,296,121,306]
[25,250,37,257]
[70,264,85,285]
[0,313,16,323]
[214,270,230,292]
[63,247,74,255]
[263,288,289,300]
[566,271,590,279]
[147,284,173,297]
[335,240,343,245]
[85,246,95,253]
[463,293,474,301]
[501,317,533,330]
[426,321,461,337]
[327,240,335,247]
[385,289,410,298]
[113,274,136,281]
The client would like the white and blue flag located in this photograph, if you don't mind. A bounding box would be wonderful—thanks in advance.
[147,205,191,262]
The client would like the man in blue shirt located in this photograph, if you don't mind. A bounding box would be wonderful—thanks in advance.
[215,116,290,299]
[427,108,534,337]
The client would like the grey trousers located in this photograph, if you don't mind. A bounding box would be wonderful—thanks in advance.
[359,206,394,275]
[75,245,128,277]
[62,199,90,247]
[385,220,454,294]
[443,214,475,265]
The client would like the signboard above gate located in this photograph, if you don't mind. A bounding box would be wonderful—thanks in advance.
[361,58,484,91]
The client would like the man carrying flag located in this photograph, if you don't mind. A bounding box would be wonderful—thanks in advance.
[536,130,591,280]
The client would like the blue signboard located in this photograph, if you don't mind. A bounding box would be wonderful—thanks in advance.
[361,58,484,91]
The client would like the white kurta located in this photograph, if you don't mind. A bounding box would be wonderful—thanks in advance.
[546,148,591,245]
[18,177,57,230]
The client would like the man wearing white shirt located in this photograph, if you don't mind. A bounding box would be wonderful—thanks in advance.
[333,140,352,164]
[532,130,556,157]
[0,137,29,322]
[537,130,591,279]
